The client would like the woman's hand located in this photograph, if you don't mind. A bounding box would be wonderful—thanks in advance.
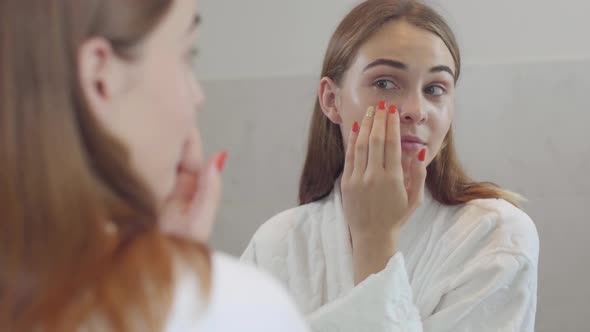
[340,101,427,284]
[159,130,227,243]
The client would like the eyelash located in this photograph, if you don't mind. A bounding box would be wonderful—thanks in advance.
[374,79,398,90]
[424,84,447,97]
[374,79,447,97]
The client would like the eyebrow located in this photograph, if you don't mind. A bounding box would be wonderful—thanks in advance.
[363,58,455,79]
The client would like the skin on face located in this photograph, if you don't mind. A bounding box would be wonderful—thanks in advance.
[79,0,204,205]
[320,19,456,171]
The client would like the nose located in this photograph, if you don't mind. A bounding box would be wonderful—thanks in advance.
[188,72,205,113]
[399,91,427,124]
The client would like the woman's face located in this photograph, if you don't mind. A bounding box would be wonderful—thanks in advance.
[323,19,456,169]
[80,0,204,204]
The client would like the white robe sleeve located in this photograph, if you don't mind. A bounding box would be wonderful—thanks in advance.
[308,253,422,332]
[306,250,536,332]
[421,250,537,332]
[241,241,422,332]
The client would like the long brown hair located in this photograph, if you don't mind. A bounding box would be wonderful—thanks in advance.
[0,1,210,331]
[299,0,522,207]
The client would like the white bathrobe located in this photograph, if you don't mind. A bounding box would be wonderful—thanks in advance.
[165,253,309,331]
[241,183,539,332]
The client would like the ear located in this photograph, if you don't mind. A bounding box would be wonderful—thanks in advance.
[318,77,343,124]
[77,37,126,121]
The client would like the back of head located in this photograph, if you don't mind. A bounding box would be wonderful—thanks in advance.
[0,1,209,330]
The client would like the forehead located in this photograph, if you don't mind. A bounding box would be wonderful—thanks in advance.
[355,20,455,72]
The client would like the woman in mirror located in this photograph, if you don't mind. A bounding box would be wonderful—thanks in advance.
[242,1,539,331]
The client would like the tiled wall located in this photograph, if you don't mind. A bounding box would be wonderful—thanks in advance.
[201,59,590,332]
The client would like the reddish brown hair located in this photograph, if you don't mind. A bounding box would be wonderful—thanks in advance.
[299,0,521,206]
[0,1,210,330]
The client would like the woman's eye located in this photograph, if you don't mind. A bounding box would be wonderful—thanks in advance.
[374,79,396,90]
[424,85,446,96]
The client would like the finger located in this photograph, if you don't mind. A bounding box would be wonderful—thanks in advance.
[187,152,226,242]
[176,172,199,207]
[178,127,203,174]
[343,121,360,180]
[407,148,427,210]
[385,104,402,173]
[402,154,412,189]
[353,106,376,175]
[163,166,199,214]
[159,171,196,237]
[367,101,387,170]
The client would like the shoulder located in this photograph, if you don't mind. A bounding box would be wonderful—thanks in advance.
[210,252,295,304]
[443,198,539,263]
[166,253,308,331]
[249,198,330,250]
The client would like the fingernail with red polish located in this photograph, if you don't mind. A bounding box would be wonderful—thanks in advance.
[352,121,360,133]
[418,148,426,162]
[378,100,386,110]
[215,151,228,172]
[389,104,397,114]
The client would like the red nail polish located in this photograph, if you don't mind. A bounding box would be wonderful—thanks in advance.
[389,105,397,114]
[378,100,386,110]
[216,151,228,172]
[418,148,426,162]
[352,121,360,133]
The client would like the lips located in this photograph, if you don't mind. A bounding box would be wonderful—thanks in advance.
[400,135,426,152]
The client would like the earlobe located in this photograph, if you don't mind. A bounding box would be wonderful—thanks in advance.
[318,77,343,125]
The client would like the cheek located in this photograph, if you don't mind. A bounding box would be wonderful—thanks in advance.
[433,103,453,135]
[339,86,375,128]
[146,65,198,151]
[128,63,195,200]
[338,84,405,150]
[425,104,453,159]
[155,67,193,117]
[430,110,450,134]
